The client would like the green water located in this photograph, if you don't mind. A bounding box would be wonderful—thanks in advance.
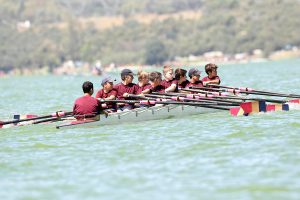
[1,59,300,200]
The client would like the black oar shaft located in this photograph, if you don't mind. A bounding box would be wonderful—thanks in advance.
[33,114,95,124]
[207,84,300,98]
[154,101,230,110]
[102,99,231,110]
[145,94,240,106]
[127,94,150,100]
[0,111,73,125]
[182,88,287,103]
[102,100,140,104]
[152,91,242,104]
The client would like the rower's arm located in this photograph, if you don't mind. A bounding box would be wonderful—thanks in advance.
[104,95,116,100]
[97,95,115,102]
[165,83,177,93]
[203,79,220,86]
[141,89,151,94]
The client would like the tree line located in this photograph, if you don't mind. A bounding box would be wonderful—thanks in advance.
[0,0,300,71]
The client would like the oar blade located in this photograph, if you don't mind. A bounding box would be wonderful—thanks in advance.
[230,101,267,116]
[230,107,248,116]
[266,103,289,112]
[289,99,300,104]
[13,114,39,120]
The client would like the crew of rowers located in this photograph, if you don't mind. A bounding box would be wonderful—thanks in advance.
[73,63,220,119]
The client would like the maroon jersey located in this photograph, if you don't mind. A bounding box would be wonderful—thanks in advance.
[95,89,117,109]
[114,82,139,100]
[186,80,203,88]
[161,78,178,92]
[136,83,151,94]
[73,95,101,118]
[202,76,221,84]
[150,84,166,93]
[95,89,117,99]
[178,80,190,90]
[161,78,178,88]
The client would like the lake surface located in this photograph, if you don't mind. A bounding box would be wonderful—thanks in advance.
[1,59,300,200]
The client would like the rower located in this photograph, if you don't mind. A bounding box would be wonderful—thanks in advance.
[95,76,117,112]
[143,71,166,94]
[202,63,221,86]
[136,71,151,94]
[73,81,101,120]
[187,68,203,88]
[114,68,138,111]
[175,68,190,90]
[161,65,178,92]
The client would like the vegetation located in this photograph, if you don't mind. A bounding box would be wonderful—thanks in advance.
[1,0,300,71]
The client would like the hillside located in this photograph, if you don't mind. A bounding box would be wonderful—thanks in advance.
[1,0,300,71]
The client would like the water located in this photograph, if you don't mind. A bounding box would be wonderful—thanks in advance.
[1,59,300,200]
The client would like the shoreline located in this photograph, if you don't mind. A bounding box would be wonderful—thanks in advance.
[1,54,299,77]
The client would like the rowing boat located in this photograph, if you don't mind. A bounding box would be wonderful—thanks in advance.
[0,85,300,128]
[56,101,300,129]
[56,104,221,129]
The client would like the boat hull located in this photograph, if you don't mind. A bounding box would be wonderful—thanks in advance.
[56,105,220,129]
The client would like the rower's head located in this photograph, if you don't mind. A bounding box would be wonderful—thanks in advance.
[188,68,201,81]
[82,81,94,95]
[163,65,173,80]
[101,77,115,91]
[121,69,135,84]
[137,71,149,85]
[149,71,162,87]
[175,68,187,82]
[205,63,218,77]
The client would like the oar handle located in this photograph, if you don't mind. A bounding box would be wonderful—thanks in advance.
[127,94,151,100]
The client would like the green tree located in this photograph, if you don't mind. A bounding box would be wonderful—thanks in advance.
[145,39,169,65]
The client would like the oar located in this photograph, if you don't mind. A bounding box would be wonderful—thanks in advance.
[101,100,141,104]
[152,92,243,104]
[141,100,230,110]
[208,84,300,98]
[127,94,151,100]
[192,85,300,98]
[102,99,230,110]
[128,94,236,105]
[184,88,288,103]
[0,111,73,126]
[144,94,240,106]
[103,99,214,105]
[185,88,288,103]
[56,119,98,129]
[32,113,96,125]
